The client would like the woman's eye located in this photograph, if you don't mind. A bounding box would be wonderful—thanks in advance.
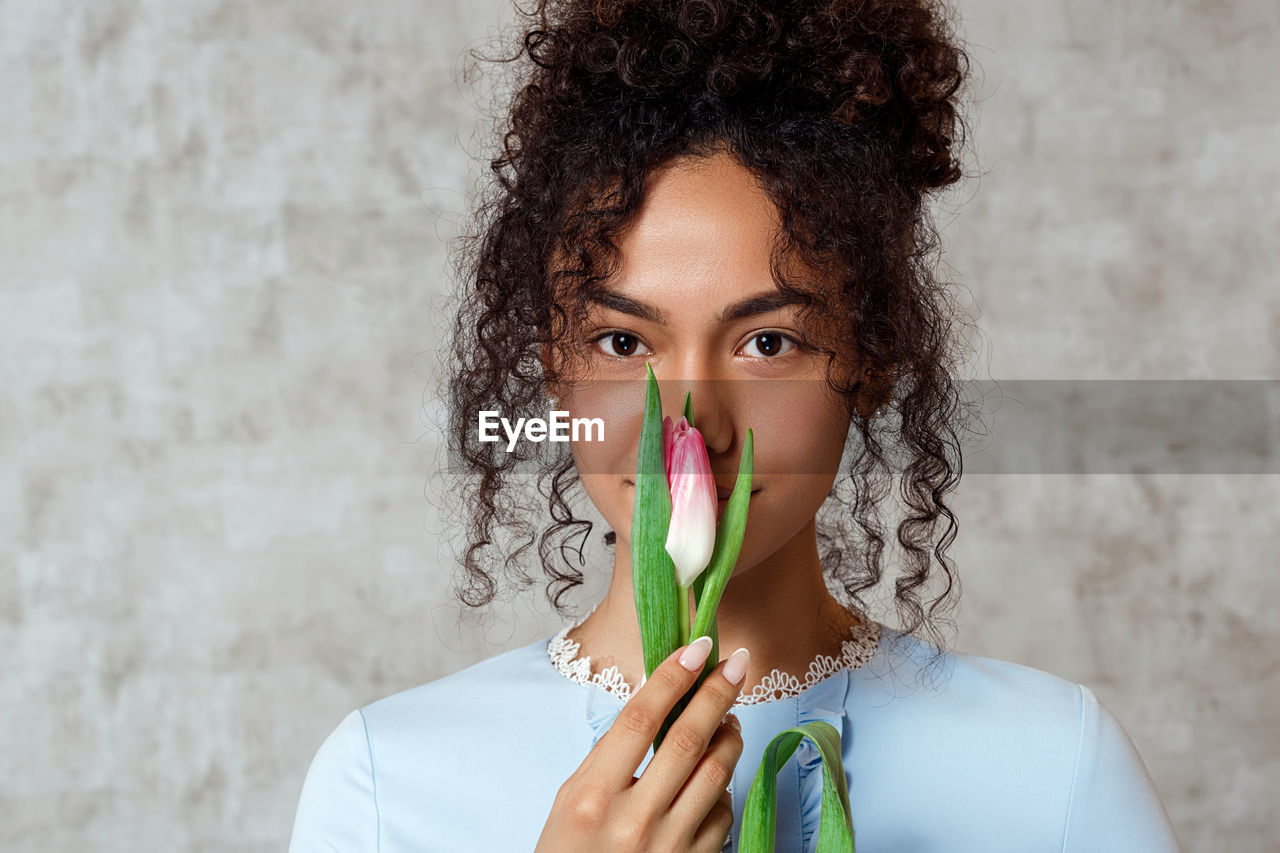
[592,331,651,358]
[740,332,797,358]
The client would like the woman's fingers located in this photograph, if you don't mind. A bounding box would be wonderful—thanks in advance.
[537,641,749,853]
[667,715,744,842]
[632,648,748,811]
[689,780,737,853]
[592,636,716,789]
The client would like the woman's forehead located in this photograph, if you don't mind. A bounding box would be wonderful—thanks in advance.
[548,152,839,314]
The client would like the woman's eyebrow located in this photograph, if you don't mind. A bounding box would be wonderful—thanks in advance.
[717,291,807,323]
[582,286,806,326]
[582,286,667,324]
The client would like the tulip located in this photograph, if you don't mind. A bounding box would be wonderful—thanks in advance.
[663,416,717,589]
[631,365,856,850]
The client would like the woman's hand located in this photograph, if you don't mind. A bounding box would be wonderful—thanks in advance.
[535,637,749,853]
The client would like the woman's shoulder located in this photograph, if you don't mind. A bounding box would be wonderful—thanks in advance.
[289,633,593,851]
[356,631,581,735]
[847,627,1180,850]
[293,636,582,809]
[852,625,1093,767]
[859,623,1086,713]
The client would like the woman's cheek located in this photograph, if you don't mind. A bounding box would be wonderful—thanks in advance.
[564,381,645,473]
[577,471,624,526]
[571,431,636,540]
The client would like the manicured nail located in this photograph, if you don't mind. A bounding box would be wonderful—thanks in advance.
[723,647,750,685]
[679,636,713,672]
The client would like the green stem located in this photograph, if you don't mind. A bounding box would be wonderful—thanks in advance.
[678,582,691,646]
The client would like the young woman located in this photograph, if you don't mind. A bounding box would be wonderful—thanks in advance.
[289,1,1180,850]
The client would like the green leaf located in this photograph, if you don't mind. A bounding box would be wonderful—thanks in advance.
[689,429,752,645]
[631,363,680,749]
[739,720,856,853]
[690,571,719,686]
[681,390,694,426]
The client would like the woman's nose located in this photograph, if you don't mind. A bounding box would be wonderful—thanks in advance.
[666,378,734,457]
[692,401,733,457]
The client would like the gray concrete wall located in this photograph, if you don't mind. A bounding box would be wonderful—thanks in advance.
[2,0,1275,849]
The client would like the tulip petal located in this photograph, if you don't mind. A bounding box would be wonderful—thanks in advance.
[664,420,717,587]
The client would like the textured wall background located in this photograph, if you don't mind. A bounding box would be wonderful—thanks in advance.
[2,0,1275,850]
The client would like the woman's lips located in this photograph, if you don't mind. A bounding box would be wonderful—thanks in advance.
[716,487,760,521]
[716,484,752,517]
[624,480,759,502]
[716,485,758,500]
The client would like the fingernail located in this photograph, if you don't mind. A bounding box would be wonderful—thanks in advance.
[679,636,713,672]
[723,647,750,686]
[724,713,741,733]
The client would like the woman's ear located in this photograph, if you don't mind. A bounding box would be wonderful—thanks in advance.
[824,349,891,419]
[855,364,895,419]
[540,340,561,402]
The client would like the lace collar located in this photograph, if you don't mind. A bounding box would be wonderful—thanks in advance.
[546,603,882,707]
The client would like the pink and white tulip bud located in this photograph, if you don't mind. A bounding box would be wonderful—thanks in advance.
[663,416,717,588]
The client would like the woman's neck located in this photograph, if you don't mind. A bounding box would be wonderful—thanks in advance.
[563,518,867,694]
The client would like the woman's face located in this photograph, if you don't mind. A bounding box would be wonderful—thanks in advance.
[553,150,856,578]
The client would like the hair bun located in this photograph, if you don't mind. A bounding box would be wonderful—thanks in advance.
[811,0,970,191]
[519,0,968,194]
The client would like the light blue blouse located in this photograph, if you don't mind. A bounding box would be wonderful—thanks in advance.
[288,620,1181,852]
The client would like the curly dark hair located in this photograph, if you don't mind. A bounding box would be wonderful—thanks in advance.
[437,0,978,670]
